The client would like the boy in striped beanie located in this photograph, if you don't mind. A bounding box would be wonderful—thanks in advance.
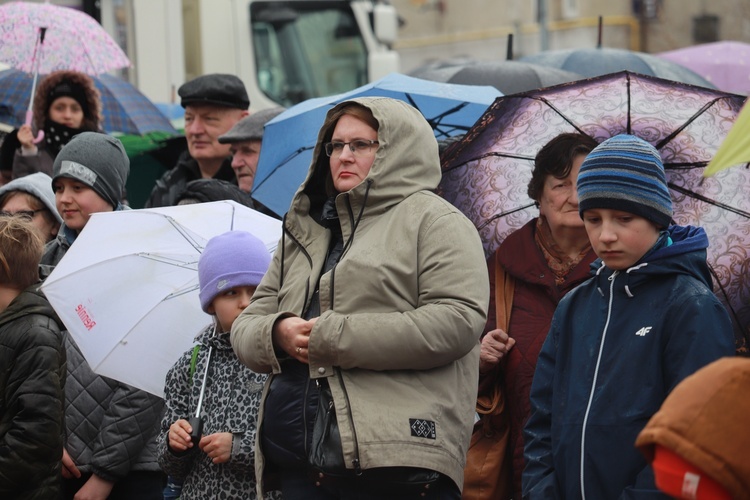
[522,134,735,499]
[576,134,673,270]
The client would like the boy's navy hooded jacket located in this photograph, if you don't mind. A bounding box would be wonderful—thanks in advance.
[522,225,735,499]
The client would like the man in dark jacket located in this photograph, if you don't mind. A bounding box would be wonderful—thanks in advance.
[144,74,249,208]
[0,217,66,499]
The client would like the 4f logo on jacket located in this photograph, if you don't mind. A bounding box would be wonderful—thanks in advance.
[635,326,652,336]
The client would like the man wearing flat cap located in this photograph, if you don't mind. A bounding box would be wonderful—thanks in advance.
[144,74,249,208]
[218,106,284,194]
[217,106,284,218]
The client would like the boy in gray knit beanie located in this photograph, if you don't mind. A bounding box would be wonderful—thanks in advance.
[52,132,130,211]
[42,132,131,273]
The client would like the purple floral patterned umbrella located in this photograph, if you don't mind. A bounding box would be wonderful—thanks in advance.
[0,1,130,75]
[440,71,749,350]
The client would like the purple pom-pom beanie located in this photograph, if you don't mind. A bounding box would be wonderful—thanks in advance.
[198,231,271,312]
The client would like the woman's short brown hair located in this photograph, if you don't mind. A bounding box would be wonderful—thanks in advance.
[316,102,380,196]
[527,133,599,202]
[0,217,44,290]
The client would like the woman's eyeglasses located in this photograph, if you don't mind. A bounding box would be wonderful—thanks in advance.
[0,209,45,220]
[324,140,379,157]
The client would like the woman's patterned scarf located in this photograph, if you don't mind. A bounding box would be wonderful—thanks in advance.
[534,216,591,286]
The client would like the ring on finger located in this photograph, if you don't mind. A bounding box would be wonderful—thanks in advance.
[296,346,302,354]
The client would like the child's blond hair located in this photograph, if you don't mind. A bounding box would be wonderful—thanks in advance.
[0,217,44,290]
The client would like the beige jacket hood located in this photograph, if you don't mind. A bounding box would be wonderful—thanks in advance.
[232,97,489,494]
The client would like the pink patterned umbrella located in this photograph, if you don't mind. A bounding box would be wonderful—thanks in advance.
[440,71,749,351]
[0,1,131,141]
[0,1,130,75]
[658,41,750,96]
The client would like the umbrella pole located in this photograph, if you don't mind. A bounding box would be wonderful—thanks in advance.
[188,323,215,447]
[26,27,47,144]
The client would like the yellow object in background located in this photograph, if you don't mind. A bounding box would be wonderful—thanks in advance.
[704,101,750,177]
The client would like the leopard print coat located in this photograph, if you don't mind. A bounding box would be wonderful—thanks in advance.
[157,325,273,499]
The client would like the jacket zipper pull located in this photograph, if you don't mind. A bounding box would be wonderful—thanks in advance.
[353,458,362,476]
[608,270,619,282]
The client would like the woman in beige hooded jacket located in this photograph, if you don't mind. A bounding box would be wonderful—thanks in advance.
[231,97,489,499]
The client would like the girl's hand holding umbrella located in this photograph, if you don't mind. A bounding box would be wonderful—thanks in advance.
[168,419,196,452]
[16,124,39,154]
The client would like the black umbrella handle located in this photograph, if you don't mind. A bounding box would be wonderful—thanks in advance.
[172,416,203,456]
[188,416,203,448]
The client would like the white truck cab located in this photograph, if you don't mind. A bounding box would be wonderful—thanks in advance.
[127,0,399,109]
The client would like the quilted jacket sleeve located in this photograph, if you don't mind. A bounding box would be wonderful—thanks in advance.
[89,382,164,481]
[0,322,65,493]
[157,352,198,479]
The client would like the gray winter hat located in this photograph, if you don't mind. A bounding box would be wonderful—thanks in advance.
[0,172,63,224]
[52,132,130,209]
[218,106,285,144]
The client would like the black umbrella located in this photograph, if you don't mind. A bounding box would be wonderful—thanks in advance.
[521,47,715,88]
[410,59,583,95]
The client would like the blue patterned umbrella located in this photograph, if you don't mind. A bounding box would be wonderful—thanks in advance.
[0,68,177,135]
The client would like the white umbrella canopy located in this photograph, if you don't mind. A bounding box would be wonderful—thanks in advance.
[41,201,282,398]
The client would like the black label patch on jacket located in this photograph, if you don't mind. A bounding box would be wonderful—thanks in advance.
[409,418,436,439]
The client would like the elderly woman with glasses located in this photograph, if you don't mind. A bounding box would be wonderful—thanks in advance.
[232,97,489,499]
[0,172,62,243]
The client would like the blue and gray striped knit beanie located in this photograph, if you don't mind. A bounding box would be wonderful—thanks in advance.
[577,134,673,228]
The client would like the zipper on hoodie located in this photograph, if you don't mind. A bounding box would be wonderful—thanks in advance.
[579,270,618,500]
[325,186,370,475]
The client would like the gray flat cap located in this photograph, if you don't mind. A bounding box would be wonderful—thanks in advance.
[218,107,285,143]
[179,74,250,109]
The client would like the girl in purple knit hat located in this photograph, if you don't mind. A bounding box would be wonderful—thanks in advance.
[157,230,277,499]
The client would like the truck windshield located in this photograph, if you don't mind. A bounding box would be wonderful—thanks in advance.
[251,1,368,107]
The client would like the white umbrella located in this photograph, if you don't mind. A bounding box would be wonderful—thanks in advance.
[41,201,282,398]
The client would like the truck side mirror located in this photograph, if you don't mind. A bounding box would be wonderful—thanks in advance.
[372,3,398,46]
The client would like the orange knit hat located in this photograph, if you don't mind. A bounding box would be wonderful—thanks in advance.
[636,357,750,500]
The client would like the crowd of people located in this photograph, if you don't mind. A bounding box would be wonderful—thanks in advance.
[0,69,747,500]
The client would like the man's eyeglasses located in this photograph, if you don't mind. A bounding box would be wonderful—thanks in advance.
[324,140,379,157]
[0,209,45,220]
